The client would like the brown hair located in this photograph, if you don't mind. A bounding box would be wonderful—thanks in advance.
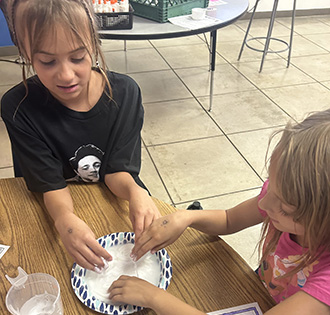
[259,110,330,277]
[11,0,111,114]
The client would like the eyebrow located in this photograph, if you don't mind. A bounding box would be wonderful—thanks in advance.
[36,47,86,55]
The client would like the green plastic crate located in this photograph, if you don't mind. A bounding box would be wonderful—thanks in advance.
[130,0,209,23]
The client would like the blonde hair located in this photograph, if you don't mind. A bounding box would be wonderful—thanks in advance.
[11,0,111,114]
[259,110,330,277]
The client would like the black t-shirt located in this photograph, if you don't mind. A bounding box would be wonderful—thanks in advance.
[1,71,145,193]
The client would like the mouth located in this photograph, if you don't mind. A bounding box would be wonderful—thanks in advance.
[269,217,279,224]
[57,84,79,93]
[88,173,98,178]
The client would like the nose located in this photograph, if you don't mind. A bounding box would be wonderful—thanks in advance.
[57,61,75,83]
[258,191,277,214]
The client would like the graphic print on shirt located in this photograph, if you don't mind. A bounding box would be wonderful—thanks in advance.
[69,144,104,183]
[259,252,319,300]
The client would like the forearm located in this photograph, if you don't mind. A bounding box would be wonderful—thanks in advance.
[149,289,206,315]
[185,210,230,235]
[181,196,263,236]
[105,172,146,201]
[43,187,75,228]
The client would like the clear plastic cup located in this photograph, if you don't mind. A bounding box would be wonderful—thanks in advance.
[5,267,63,315]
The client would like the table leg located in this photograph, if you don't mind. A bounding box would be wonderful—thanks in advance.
[209,30,217,112]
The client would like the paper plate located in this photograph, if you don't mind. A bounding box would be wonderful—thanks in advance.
[70,232,172,314]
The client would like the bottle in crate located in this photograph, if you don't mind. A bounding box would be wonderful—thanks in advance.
[119,0,130,12]
[93,0,133,30]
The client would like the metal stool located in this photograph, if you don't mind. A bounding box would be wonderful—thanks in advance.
[238,0,297,72]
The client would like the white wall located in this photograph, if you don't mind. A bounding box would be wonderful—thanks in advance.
[251,0,330,12]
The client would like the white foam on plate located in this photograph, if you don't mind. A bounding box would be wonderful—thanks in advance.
[84,243,160,303]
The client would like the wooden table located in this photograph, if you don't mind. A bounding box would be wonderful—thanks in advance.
[0,178,275,314]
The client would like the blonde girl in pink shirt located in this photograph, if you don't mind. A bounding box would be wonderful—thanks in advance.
[109,109,330,315]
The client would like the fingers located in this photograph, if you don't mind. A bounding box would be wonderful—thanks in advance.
[108,275,157,308]
[133,216,154,243]
[133,238,169,261]
[85,239,113,271]
[131,212,186,260]
[72,251,96,270]
[69,237,113,271]
[58,214,113,271]
[108,276,142,304]
[108,278,125,302]
[150,240,168,255]
[131,225,168,261]
[108,275,131,291]
[88,238,113,262]
[132,216,144,241]
[130,233,152,261]
[108,288,124,302]
[143,213,155,234]
[108,275,133,300]
[129,195,165,259]
[129,195,161,240]
[153,205,162,220]
[132,209,157,241]
[131,223,155,253]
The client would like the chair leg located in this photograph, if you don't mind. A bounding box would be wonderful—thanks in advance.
[259,0,279,72]
[287,0,297,67]
[238,0,260,61]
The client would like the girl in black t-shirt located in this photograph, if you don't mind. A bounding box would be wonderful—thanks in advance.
[1,0,161,272]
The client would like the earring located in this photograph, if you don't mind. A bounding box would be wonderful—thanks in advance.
[95,60,100,68]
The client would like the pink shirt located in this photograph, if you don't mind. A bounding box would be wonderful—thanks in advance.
[257,180,330,306]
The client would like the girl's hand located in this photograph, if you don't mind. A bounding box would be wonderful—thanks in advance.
[104,172,161,239]
[128,189,161,240]
[54,212,112,270]
[131,210,190,261]
[109,275,207,315]
[108,275,162,308]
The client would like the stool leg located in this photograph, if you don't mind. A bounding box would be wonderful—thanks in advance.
[209,30,217,112]
[238,0,260,61]
[259,0,279,72]
[287,0,297,67]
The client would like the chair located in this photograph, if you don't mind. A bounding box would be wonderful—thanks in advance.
[238,0,297,72]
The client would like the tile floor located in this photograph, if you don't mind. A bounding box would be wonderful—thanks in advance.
[1,14,330,269]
